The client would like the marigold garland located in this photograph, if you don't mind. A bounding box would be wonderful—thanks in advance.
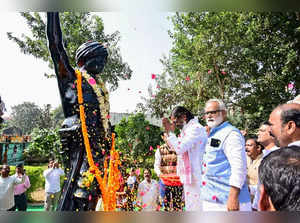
[75,69,121,211]
[82,71,110,139]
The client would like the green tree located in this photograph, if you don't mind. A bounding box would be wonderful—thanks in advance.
[114,113,163,171]
[24,127,61,164]
[8,102,42,135]
[7,12,132,90]
[142,12,300,132]
[50,105,64,129]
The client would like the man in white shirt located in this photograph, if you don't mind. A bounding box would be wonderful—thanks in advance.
[252,122,278,211]
[0,164,25,211]
[136,169,159,211]
[162,106,207,211]
[201,99,251,211]
[43,159,64,211]
[268,103,300,147]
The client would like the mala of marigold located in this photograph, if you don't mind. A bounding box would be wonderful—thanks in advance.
[75,69,121,211]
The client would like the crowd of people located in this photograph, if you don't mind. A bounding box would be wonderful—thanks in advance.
[0,95,299,212]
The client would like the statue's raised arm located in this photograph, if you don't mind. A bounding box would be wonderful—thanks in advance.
[47,12,76,118]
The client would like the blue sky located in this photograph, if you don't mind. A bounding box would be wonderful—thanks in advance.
[0,12,174,115]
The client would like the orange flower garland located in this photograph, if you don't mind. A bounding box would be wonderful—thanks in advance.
[75,69,121,211]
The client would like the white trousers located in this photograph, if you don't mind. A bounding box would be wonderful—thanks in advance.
[202,200,252,211]
[184,180,202,211]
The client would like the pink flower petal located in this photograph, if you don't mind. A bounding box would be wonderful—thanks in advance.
[135,168,140,176]
[149,146,153,151]
[88,77,96,85]
[208,70,212,74]
[185,76,190,81]
[151,74,156,79]
[288,83,294,89]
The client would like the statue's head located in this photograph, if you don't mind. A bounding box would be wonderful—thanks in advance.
[75,41,108,75]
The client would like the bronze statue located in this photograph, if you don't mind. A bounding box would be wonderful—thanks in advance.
[47,12,111,211]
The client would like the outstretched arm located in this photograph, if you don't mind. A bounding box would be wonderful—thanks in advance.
[47,12,77,117]
[47,12,74,79]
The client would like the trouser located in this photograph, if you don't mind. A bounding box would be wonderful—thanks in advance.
[183,180,202,211]
[164,185,184,211]
[202,200,252,211]
[45,191,60,211]
[158,180,166,207]
[11,193,27,211]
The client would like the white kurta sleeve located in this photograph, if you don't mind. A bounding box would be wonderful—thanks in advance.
[223,131,247,189]
[154,149,161,177]
[167,124,206,155]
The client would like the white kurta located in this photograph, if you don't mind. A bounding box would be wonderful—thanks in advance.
[136,179,159,211]
[0,175,24,210]
[167,117,207,211]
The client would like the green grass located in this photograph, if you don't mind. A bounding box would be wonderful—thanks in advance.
[27,204,44,212]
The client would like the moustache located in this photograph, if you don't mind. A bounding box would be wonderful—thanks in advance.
[269,131,275,138]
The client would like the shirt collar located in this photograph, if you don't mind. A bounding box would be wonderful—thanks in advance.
[288,140,300,147]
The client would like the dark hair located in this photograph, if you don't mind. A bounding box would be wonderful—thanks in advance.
[258,146,300,211]
[171,106,194,122]
[16,163,23,168]
[144,168,151,174]
[281,108,300,128]
[246,136,264,151]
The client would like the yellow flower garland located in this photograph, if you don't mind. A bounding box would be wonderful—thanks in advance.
[81,71,110,139]
[75,69,121,211]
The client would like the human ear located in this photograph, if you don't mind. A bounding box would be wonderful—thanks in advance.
[286,121,296,135]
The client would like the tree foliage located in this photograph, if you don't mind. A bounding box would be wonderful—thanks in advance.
[7,12,132,90]
[114,113,163,171]
[142,12,300,132]
[24,127,61,164]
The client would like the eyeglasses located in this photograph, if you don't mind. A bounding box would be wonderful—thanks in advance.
[204,110,222,116]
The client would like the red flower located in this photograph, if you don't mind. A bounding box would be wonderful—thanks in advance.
[106,114,111,119]
[151,74,156,79]
[149,146,153,151]
[185,76,191,81]
[203,163,206,167]
[212,195,217,200]
[202,181,206,186]
[156,145,160,149]
[221,70,226,75]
